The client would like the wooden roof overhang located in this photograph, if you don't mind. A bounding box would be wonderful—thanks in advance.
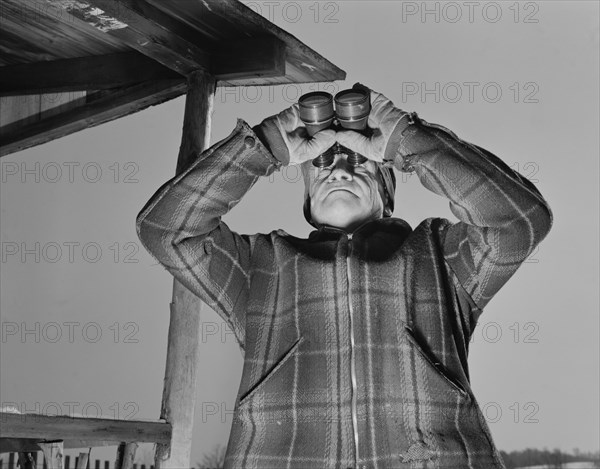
[0,0,346,157]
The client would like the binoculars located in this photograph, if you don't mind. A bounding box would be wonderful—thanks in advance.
[298,88,371,168]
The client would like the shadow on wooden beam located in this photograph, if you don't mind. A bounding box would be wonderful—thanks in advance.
[211,36,286,80]
[0,437,120,453]
[0,79,187,157]
[0,52,183,97]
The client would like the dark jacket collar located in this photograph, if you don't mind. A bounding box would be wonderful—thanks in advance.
[308,217,412,242]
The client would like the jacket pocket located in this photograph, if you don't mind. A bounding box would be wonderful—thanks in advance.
[237,336,304,409]
[404,325,469,398]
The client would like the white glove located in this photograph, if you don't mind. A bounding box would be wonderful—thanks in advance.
[336,84,410,163]
[254,104,336,166]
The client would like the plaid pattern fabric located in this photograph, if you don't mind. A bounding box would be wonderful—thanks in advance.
[137,118,552,468]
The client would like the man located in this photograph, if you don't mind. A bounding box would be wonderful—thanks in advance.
[137,85,552,468]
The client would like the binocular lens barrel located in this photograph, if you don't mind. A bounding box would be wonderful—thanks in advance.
[334,90,370,130]
[298,92,334,137]
[298,88,371,168]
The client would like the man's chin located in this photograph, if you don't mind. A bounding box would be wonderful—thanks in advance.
[312,202,366,229]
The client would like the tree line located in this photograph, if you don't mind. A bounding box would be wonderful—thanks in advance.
[196,445,600,469]
[498,448,600,468]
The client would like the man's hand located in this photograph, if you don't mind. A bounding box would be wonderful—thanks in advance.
[254,104,336,166]
[336,84,410,163]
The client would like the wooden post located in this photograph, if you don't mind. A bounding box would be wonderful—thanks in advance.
[154,70,216,469]
[116,443,137,469]
[75,453,88,469]
[38,442,63,469]
[17,453,35,469]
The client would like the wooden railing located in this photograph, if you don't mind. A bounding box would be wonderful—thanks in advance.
[0,452,159,469]
[0,412,171,469]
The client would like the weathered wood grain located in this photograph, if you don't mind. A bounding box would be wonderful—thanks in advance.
[0,52,182,96]
[0,413,171,443]
[0,79,186,157]
[0,0,126,66]
[154,70,215,469]
[0,438,121,453]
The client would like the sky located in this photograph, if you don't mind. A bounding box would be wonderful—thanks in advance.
[1,0,598,465]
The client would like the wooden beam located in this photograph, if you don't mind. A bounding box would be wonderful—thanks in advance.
[197,0,346,84]
[154,70,215,469]
[0,37,286,96]
[0,438,122,453]
[0,79,186,157]
[47,0,210,75]
[143,0,345,84]
[0,0,126,66]
[0,52,182,96]
[212,36,286,80]
[1,438,41,453]
[38,441,63,469]
[116,443,137,469]
[3,0,344,84]
[34,1,289,80]
[0,413,171,443]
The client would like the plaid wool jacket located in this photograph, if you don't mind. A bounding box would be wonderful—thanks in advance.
[137,116,552,468]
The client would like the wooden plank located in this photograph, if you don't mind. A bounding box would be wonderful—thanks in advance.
[0,438,122,453]
[208,0,345,82]
[154,70,215,469]
[0,413,171,444]
[0,79,186,157]
[211,36,285,80]
[0,439,41,453]
[0,0,126,66]
[0,96,40,128]
[0,38,285,96]
[147,0,346,84]
[46,0,210,75]
[17,453,35,469]
[0,91,87,129]
[42,0,288,80]
[0,52,182,96]
[144,0,247,43]
[2,0,344,82]
[39,92,88,116]
[115,443,136,469]
[38,442,63,469]
[75,452,89,469]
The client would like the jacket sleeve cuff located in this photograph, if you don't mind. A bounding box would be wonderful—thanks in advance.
[253,120,291,166]
[383,113,413,164]
[203,119,283,177]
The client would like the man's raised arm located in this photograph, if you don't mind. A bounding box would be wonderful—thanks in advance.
[136,111,335,344]
[136,119,281,345]
[338,85,553,322]
[397,114,552,311]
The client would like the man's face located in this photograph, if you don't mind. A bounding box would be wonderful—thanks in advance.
[303,154,387,231]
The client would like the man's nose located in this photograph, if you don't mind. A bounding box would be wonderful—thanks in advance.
[328,158,353,181]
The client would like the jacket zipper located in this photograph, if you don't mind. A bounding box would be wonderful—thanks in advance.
[346,233,359,466]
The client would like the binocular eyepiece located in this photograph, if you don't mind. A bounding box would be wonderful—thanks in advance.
[298,89,371,168]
